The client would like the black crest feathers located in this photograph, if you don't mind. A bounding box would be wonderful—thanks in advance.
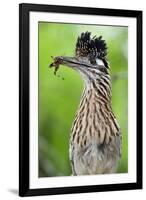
[75,32,107,60]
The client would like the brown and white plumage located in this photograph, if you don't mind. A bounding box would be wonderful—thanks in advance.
[50,31,121,175]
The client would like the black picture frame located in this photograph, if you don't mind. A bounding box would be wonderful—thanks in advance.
[19,3,143,197]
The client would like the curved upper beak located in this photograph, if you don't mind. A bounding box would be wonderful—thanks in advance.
[50,56,92,69]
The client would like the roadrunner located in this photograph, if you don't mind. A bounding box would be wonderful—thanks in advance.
[50,32,121,175]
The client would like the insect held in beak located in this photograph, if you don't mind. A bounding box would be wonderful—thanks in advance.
[49,56,63,75]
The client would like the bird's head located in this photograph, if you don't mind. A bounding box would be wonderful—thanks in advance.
[50,32,110,83]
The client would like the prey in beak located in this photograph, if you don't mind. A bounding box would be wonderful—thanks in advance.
[50,56,94,75]
[49,56,81,75]
[49,56,64,75]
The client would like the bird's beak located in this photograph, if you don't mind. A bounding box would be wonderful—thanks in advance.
[50,56,92,69]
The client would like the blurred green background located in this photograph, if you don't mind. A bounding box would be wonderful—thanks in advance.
[38,22,128,177]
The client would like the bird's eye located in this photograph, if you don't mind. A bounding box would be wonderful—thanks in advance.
[89,58,96,65]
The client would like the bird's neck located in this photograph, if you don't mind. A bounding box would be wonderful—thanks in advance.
[70,67,121,149]
[70,74,114,146]
[82,73,112,104]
